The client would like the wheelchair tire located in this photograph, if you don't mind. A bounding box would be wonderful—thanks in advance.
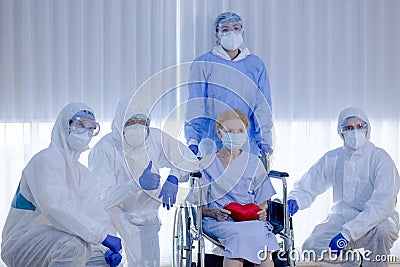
[172,207,184,267]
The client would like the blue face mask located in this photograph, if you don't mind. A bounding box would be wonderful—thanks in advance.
[222,132,247,151]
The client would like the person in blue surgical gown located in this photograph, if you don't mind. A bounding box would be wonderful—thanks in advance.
[192,109,278,267]
[1,102,122,267]
[184,11,273,157]
[88,98,199,267]
[288,107,400,267]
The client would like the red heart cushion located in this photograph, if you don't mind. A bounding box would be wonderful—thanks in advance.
[225,202,261,221]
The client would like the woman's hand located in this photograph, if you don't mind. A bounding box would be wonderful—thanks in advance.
[257,201,268,222]
[202,206,231,221]
[215,207,231,221]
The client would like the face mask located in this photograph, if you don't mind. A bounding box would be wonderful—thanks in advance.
[124,124,148,148]
[342,129,367,150]
[68,131,92,152]
[220,31,243,51]
[222,132,247,151]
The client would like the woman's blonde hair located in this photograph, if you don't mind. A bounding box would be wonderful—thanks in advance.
[216,109,249,131]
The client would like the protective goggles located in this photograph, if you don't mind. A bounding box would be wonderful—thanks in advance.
[218,22,243,36]
[69,116,100,137]
[340,122,368,133]
[124,114,150,128]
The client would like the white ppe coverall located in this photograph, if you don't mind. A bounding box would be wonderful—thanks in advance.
[88,99,199,267]
[288,107,400,266]
[1,102,114,267]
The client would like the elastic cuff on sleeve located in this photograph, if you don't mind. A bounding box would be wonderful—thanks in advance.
[188,139,199,146]
[341,229,351,241]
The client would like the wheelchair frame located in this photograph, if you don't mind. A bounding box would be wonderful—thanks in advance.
[172,154,295,267]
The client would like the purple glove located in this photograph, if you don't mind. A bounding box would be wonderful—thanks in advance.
[101,234,122,253]
[258,144,273,155]
[329,233,349,255]
[104,249,122,267]
[188,144,198,155]
[288,199,299,216]
[139,161,161,190]
[158,175,178,210]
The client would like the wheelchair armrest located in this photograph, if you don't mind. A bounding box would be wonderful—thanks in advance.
[268,170,289,178]
[190,171,202,178]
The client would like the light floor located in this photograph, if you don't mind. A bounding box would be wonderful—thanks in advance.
[162,259,400,267]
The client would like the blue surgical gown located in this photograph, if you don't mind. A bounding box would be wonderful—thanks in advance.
[184,49,273,155]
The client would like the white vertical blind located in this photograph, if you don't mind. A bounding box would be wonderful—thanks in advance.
[1,0,400,265]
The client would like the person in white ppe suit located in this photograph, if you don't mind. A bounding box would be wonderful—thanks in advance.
[288,107,400,266]
[1,102,123,267]
[88,98,199,267]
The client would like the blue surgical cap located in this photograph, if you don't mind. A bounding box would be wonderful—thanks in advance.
[214,12,243,33]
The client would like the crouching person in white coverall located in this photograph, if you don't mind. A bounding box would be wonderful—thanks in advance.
[288,107,400,267]
[1,102,122,267]
[88,98,199,267]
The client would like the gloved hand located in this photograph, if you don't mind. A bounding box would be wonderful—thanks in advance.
[104,249,122,267]
[188,144,198,155]
[101,234,122,253]
[139,161,161,190]
[288,199,299,216]
[329,233,348,254]
[158,175,178,210]
[258,143,273,155]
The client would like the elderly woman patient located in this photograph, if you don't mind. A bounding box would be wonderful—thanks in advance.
[196,109,278,267]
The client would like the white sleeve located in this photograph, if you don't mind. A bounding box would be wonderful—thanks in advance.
[156,130,200,182]
[88,142,139,209]
[288,153,333,209]
[26,152,108,245]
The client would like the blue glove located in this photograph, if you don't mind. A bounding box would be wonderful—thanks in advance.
[104,249,122,267]
[139,161,161,190]
[158,175,178,210]
[288,199,299,216]
[188,144,198,155]
[258,144,273,155]
[329,233,348,254]
[102,234,122,253]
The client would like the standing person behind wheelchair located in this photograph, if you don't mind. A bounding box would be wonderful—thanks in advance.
[88,98,199,267]
[1,102,122,267]
[196,109,278,267]
[288,107,400,266]
[184,11,273,158]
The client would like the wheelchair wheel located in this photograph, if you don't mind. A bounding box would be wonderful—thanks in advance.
[173,207,184,267]
[173,206,196,267]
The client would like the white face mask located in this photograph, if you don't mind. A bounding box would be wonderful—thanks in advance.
[220,31,243,51]
[124,124,148,148]
[68,131,92,152]
[343,129,367,150]
[222,132,247,151]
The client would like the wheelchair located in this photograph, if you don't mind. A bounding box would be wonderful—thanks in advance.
[172,154,295,267]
